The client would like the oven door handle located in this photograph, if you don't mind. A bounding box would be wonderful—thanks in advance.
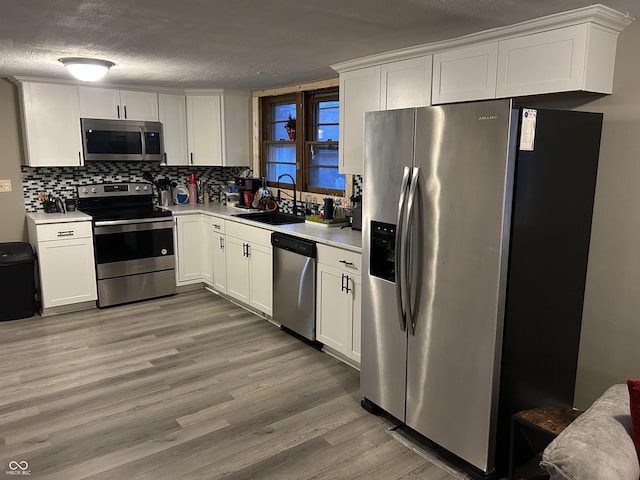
[94,218,174,236]
[94,217,173,227]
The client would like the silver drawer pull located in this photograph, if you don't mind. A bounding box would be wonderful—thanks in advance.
[339,260,354,266]
[57,230,74,237]
[213,224,221,229]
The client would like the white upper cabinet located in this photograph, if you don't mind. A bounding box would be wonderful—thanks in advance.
[186,94,223,166]
[496,23,619,98]
[186,92,250,167]
[333,5,631,115]
[338,66,381,176]
[18,82,83,167]
[79,87,159,121]
[432,43,498,104]
[158,93,189,165]
[381,56,433,110]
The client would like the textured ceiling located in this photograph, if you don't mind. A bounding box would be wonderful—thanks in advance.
[1,0,638,90]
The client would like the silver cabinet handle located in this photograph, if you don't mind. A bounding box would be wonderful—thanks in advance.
[213,223,221,230]
[57,230,74,237]
[339,260,354,267]
[117,105,120,119]
[219,236,224,250]
[123,105,127,119]
[341,274,352,294]
[190,153,194,165]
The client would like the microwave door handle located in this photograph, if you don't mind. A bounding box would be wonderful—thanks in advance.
[140,127,146,160]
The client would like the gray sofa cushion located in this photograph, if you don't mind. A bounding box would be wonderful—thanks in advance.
[540,384,640,480]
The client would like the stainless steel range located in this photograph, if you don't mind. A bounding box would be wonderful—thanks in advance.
[77,182,176,307]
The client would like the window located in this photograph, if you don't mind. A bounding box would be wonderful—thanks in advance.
[261,88,344,195]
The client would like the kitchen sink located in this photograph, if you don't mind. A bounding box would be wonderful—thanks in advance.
[233,211,305,225]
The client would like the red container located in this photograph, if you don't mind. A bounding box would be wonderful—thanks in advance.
[188,172,196,184]
[244,191,253,206]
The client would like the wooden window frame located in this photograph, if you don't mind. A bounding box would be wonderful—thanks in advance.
[260,88,342,196]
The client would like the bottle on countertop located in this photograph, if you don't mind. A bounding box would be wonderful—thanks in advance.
[188,172,197,205]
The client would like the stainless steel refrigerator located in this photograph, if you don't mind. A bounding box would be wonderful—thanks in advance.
[361,99,602,475]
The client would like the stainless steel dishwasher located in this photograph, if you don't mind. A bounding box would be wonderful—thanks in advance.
[271,232,317,341]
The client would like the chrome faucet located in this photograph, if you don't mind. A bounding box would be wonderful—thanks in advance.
[277,173,298,216]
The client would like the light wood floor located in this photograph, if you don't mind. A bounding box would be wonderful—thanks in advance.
[0,289,458,480]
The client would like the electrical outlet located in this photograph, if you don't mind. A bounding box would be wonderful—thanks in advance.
[0,179,12,192]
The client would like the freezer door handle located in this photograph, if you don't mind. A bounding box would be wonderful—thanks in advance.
[395,166,411,332]
[404,166,420,336]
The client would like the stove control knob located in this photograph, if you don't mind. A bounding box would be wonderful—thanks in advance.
[90,188,98,194]
[135,185,141,191]
[143,185,149,191]
[81,188,89,194]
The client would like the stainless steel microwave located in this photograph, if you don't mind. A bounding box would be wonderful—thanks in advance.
[81,118,164,162]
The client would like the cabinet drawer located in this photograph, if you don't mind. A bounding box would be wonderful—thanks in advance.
[36,221,93,242]
[226,220,271,247]
[203,215,226,234]
[316,244,361,273]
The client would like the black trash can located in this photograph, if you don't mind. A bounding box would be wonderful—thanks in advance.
[0,242,36,320]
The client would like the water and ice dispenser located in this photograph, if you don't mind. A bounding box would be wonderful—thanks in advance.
[370,221,396,282]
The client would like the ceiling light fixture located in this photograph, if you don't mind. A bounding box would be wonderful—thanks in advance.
[59,57,115,82]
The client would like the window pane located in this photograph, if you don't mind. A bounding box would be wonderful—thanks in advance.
[314,125,339,141]
[268,102,296,141]
[267,143,296,163]
[308,144,338,166]
[266,163,296,183]
[317,101,339,123]
[309,167,345,190]
[307,143,344,190]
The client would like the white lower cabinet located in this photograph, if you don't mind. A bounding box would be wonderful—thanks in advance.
[202,215,227,293]
[225,221,272,316]
[26,219,97,312]
[316,244,362,364]
[175,214,204,285]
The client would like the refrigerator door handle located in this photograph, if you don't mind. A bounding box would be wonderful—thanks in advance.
[395,166,412,332]
[404,166,420,336]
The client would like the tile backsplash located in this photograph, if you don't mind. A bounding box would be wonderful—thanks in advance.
[21,163,248,212]
[21,164,364,214]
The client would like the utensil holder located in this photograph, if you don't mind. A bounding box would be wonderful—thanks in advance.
[160,190,173,207]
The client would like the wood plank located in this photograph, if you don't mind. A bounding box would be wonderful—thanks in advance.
[0,289,459,480]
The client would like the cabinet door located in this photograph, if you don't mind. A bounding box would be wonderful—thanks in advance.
[248,243,272,316]
[176,215,203,284]
[38,238,97,308]
[225,235,250,304]
[380,56,432,110]
[221,92,251,167]
[20,82,83,167]
[316,263,350,354]
[213,234,227,294]
[495,24,615,97]
[201,218,215,286]
[348,273,362,363]
[432,43,498,104]
[158,93,188,165]
[339,66,381,175]
[79,86,120,119]
[120,90,159,121]
[186,95,223,166]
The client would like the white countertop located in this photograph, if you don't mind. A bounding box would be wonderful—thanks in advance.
[26,211,92,224]
[167,202,362,253]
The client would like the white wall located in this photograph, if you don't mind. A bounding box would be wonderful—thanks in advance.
[0,79,26,242]
[527,19,640,407]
